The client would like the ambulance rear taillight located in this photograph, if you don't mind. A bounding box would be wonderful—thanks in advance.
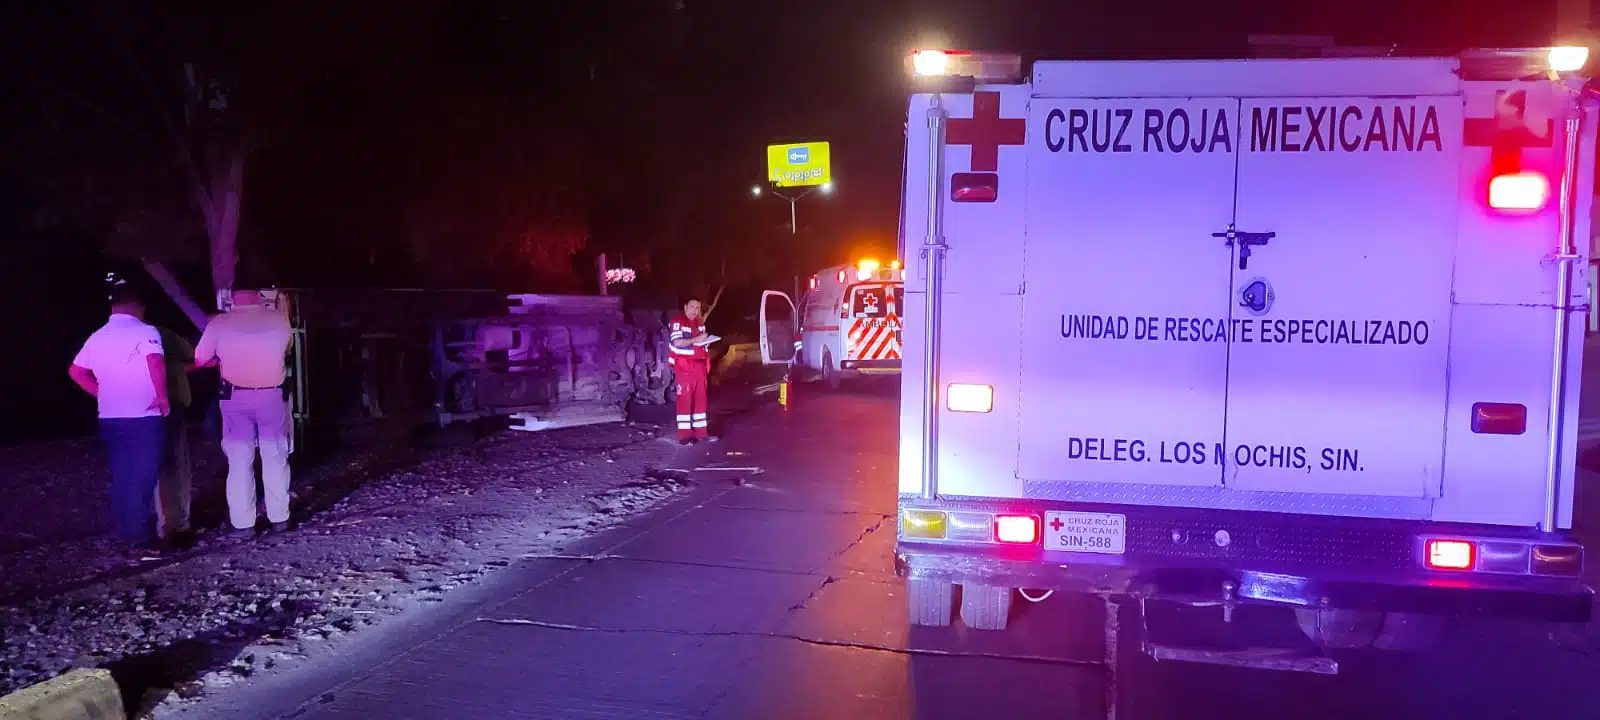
[1426,539,1476,570]
[947,383,994,413]
[994,515,1040,544]
[1420,536,1584,576]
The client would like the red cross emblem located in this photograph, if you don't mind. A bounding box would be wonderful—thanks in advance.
[947,91,1026,172]
[1049,517,1063,531]
[1463,90,1552,148]
[1464,89,1553,176]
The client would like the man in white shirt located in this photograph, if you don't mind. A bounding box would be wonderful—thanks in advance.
[69,284,170,557]
[195,289,294,534]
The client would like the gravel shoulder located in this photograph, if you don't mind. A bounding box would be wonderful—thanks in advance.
[0,421,690,714]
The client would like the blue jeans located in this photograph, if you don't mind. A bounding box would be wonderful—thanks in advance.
[99,416,166,546]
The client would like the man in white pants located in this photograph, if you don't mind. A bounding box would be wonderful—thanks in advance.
[195,289,294,534]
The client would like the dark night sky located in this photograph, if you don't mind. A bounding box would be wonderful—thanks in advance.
[0,0,1574,440]
[1,0,1570,284]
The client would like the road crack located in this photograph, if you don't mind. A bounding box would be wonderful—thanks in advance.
[474,617,1104,669]
[779,513,893,612]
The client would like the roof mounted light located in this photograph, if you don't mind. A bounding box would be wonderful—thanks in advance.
[907,49,1023,83]
[1549,45,1589,73]
[911,50,951,76]
[1461,46,1593,79]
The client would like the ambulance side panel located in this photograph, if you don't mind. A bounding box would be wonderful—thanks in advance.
[1432,85,1596,528]
[899,89,1028,497]
[900,105,928,495]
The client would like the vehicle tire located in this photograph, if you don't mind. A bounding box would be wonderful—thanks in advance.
[1295,608,1383,650]
[821,349,842,391]
[959,584,1013,631]
[908,577,956,627]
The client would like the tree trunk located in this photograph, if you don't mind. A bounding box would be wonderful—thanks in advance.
[198,151,244,297]
[701,256,729,321]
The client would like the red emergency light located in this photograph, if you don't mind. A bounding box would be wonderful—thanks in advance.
[1488,172,1549,211]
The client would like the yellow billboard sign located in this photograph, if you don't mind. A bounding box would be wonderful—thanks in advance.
[766,141,832,188]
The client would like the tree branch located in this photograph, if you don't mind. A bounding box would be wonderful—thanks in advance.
[125,50,214,212]
[141,258,213,330]
[703,283,726,322]
[58,91,159,145]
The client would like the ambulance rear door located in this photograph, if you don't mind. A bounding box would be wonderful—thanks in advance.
[1018,95,1239,490]
[1225,91,1460,498]
[759,291,797,365]
[845,283,904,362]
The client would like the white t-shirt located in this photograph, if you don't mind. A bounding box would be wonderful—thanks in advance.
[195,305,292,388]
[72,314,166,419]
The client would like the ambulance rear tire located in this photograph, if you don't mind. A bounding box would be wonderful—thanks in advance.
[907,577,956,627]
[821,349,841,391]
[959,584,1013,631]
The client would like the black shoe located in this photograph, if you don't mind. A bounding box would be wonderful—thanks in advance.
[270,521,292,533]
[678,438,695,447]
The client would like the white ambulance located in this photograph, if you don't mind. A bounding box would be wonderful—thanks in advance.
[761,259,905,388]
[873,46,1595,661]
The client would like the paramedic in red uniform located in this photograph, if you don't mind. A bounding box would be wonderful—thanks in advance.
[668,297,716,444]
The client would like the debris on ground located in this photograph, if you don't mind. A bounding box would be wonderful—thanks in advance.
[0,422,686,708]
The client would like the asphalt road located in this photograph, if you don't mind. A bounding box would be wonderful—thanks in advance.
[183,383,1600,720]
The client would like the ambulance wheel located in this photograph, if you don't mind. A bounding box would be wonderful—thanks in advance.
[959,584,1013,631]
[907,577,956,627]
[821,349,842,391]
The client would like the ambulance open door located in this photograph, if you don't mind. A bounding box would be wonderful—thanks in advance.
[759,290,798,365]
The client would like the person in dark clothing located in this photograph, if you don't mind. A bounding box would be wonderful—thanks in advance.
[67,283,170,558]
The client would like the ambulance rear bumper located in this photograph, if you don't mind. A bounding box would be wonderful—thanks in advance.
[895,543,1592,623]
[840,359,901,373]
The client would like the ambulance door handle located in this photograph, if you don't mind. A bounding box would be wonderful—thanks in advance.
[1212,226,1275,271]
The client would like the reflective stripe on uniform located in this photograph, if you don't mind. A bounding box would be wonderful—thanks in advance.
[691,412,708,429]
